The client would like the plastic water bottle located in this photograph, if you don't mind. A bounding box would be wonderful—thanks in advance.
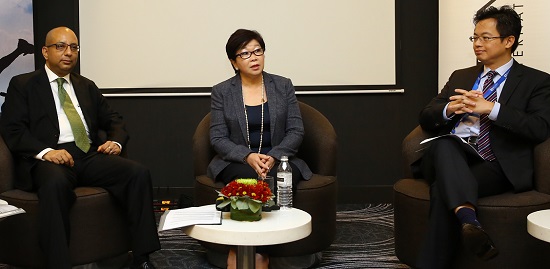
[277,156,293,209]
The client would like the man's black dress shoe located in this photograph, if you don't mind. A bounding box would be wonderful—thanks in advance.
[461,223,499,261]
[133,261,156,269]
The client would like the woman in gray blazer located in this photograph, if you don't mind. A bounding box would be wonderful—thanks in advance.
[207,29,312,186]
[207,29,313,269]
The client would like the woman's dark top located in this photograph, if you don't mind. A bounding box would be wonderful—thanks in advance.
[246,102,271,154]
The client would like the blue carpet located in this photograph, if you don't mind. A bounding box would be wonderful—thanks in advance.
[151,204,410,268]
[0,204,411,269]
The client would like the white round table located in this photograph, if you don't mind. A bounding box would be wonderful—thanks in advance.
[527,209,550,242]
[182,204,311,269]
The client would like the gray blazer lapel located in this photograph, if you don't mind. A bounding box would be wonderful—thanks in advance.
[264,73,278,138]
[229,75,248,144]
[498,60,521,104]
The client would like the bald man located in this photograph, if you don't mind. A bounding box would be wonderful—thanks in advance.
[0,27,160,269]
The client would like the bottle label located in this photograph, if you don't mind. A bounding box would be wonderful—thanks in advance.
[277,172,292,187]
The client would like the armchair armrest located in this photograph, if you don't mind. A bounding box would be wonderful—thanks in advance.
[401,126,432,178]
[534,138,550,194]
[0,135,15,193]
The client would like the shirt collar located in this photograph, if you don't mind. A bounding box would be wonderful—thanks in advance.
[44,64,71,84]
[483,58,514,78]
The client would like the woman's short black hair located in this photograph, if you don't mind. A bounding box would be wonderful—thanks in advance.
[474,5,522,52]
[225,29,266,61]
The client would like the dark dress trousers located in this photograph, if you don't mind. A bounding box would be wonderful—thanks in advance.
[0,69,160,268]
[416,60,550,268]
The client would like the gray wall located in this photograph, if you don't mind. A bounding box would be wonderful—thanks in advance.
[30,0,438,203]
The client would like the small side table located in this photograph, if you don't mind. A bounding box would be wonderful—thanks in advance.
[182,205,311,269]
[527,209,550,242]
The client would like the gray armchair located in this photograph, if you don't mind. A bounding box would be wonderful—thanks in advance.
[0,134,131,268]
[393,125,550,268]
[192,101,338,259]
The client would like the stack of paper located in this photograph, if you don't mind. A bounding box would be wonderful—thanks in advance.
[0,199,25,220]
[158,205,222,232]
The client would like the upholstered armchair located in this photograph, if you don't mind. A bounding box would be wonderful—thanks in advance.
[393,125,550,268]
[192,101,338,259]
[0,134,131,268]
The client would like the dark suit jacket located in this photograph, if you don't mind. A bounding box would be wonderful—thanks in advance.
[0,69,128,191]
[207,72,312,180]
[419,60,550,192]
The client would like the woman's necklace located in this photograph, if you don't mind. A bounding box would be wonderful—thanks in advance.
[243,77,265,154]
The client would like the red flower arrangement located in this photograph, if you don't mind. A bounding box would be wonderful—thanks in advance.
[216,178,274,213]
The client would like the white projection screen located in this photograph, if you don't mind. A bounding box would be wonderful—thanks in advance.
[79,0,397,92]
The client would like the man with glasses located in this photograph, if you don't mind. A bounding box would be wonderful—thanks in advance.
[0,27,160,269]
[416,6,550,268]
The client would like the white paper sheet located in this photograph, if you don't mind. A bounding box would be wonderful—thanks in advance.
[158,205,222,232]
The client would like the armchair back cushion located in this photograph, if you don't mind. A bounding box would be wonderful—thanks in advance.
[192,101,338,257]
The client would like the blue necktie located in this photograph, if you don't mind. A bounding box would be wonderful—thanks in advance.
[477,71,497,161]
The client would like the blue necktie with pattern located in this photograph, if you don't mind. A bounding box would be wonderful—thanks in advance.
[477,71,497,161]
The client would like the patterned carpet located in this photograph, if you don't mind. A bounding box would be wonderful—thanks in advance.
[151,204,410,269]
[0,204,411,269]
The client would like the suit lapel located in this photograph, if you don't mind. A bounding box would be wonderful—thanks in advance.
[263,73,277,138]
[70,74,92,129]
[467,65,484,90]
[498,60,522,104]
[36,70,60,131]
[229,75,248,144]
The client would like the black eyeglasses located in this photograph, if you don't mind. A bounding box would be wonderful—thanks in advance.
[236,48,264,59]
[469,36,506,43]
[45,42,80,52]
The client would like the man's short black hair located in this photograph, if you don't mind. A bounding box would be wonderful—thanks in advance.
[474,5,522,52]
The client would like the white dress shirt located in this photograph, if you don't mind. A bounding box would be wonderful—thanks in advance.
[446,58,514,137]
[36,65,91,159]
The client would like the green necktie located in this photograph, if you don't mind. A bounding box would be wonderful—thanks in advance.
[56,78,90,153]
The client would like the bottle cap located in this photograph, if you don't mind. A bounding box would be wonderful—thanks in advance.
[281,156,288,161]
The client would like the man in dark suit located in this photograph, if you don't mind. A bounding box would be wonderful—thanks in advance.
[416,6,550,268]
[0,27,159,269]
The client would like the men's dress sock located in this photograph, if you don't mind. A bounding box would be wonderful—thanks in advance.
[456,207,481,227]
